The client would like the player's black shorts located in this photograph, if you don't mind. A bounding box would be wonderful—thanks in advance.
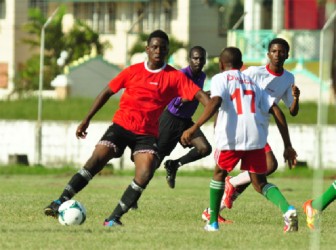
[98,123,159,159]
[158,110,204,157]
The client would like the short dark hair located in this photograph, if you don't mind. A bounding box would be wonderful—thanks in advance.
[268,38,290,53]
[147,30,169,45]
[220,47,243,69]
[189,46,206,58]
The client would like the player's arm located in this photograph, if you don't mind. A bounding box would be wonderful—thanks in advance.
[194,89,210,107]
[181,96,221,145]
[269,103,297,168]
[289,84,300,116]
[76,86,115,139]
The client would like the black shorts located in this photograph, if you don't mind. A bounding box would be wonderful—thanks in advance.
[98,123,159,158]
[158,110,204,158]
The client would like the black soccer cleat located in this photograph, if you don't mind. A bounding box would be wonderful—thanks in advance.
[164,160,179,189]
[44,200,62,218]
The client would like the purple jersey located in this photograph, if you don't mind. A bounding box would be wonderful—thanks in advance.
[166,66,206,119]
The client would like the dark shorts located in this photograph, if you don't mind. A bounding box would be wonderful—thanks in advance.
[98,123,159,159]
[157,110,204,158]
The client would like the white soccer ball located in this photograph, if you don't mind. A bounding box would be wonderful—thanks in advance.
[58,200,86,226]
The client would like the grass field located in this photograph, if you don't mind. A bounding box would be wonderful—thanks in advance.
[1,167,335,250]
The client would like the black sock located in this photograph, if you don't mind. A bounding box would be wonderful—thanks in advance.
[58,168,93,202]
[178,148,202,166]
[106,180,145,221]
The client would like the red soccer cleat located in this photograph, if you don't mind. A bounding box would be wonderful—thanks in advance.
[223,176,236,209]
[201,208,233,224]
[303,199,320,230]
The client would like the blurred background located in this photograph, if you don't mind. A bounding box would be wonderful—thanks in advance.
[0,0,335,169]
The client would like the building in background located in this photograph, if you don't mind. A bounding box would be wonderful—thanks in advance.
[0,0,334,100]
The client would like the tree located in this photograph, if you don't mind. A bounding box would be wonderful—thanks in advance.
[14,5,110,97]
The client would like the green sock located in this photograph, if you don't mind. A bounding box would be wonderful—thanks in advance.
[312,180,336,211]
[262,183,290,214]
[209,179,224,224]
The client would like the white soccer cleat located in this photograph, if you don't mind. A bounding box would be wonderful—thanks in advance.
[283,206,298,232]
[204,221,219,232]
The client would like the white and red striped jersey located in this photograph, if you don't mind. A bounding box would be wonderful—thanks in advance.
[210,69,275,151]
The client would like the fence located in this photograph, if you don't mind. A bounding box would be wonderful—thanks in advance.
[1,120,336,169]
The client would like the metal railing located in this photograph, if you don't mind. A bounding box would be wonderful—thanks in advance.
[227,29,321,63]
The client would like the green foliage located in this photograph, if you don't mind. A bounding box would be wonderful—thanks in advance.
[15,5,110,96]
[203,57,220,78]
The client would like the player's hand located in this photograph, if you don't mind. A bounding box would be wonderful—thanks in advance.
[283,146,297,169]
[292,84,300,100]
[76,120,89,139]
[181,126,197,146]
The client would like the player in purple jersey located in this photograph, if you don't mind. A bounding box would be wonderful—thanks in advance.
[157,46,213,189]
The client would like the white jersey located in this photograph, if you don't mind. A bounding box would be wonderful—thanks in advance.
[211,69,275,151]
[243,65,294,107]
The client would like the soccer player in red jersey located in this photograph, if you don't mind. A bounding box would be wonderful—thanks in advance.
[44,30,210,227]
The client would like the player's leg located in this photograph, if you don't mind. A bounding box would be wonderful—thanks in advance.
[166,134,212,188]
[157,111,180,169]
[104,135,158,226]
[204,150,240,231]
[44,124,125,218]
[265,149,278,175]
[159,112,187,188]
[44,143,116,217]
[221,144,276,210]
[179,134,212,165]
[204,164,226,231]
[303,180,336,230]
[245,149,297,232]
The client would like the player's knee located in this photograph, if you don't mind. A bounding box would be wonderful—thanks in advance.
[134,168,154,187]
[197,144,212,157]
[252,182,263,194]
[266,158,278,175]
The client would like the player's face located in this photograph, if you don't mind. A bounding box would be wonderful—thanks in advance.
[267,44,288,67]
[189,49,206,75]
[146,38,169,69]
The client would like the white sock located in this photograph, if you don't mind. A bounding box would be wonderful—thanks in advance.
[220,193,227,211]
[230,171,251,187]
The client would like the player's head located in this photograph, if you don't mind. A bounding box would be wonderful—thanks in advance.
[219,47,243,71]
[188,46,206,75]
[268,38,290,53]
[267,38,289,67]
[147,30,169,45]
[146,30,170,68]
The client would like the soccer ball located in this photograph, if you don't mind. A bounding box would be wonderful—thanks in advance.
[58,200,86,226]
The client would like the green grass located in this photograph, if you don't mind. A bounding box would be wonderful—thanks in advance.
[1,167,335,250]
[0,97,335,124]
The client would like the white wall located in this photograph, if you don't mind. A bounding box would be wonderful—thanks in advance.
[0,120,335,170]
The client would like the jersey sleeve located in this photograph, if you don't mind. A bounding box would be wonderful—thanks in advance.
[210,74,226,98]
[281,74,295,108]
[108,67,129,93]
[242,67,253,77]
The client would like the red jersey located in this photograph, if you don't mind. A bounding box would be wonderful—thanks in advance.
[108,62,200,137]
